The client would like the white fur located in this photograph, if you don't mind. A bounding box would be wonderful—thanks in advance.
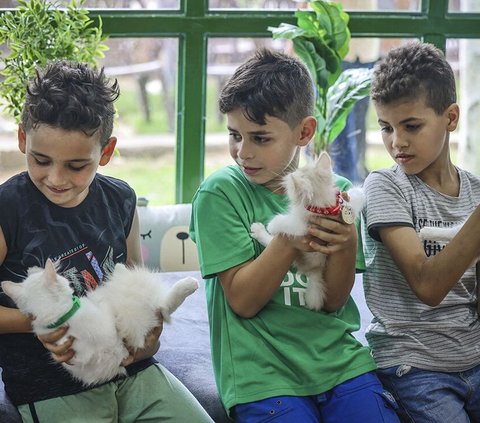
[1,259,198,386]
[419,224,462,242]
[250,152,365,311]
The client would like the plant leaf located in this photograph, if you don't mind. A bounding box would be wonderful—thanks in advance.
[324,67,373,144]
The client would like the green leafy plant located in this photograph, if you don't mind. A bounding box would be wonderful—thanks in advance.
[0,0,108,122]
[269,0,372,156]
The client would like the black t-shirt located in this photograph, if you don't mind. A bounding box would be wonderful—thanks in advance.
[0,172,155,406]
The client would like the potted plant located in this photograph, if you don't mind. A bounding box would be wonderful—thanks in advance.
[0,0,108,123]
[269,0,372,157]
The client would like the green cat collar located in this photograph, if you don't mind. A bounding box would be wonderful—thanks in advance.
[46,296,81,329]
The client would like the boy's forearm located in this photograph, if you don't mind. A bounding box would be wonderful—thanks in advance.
[221,235,297,318]
[383,206,480,306]
[419,207,480,304]
[322,247,356,311]
[0,305,32,334]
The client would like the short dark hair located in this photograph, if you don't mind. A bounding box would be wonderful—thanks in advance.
[21,60,120,146]
[371,42,456,115]
[219,48,315,128]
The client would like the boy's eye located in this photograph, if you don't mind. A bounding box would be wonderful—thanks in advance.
[229,132,242,142]
[34,158,50,166]
[380,126,392,133]
[406,124,421,131]
[253,135,268,144]
[68,165,87,172]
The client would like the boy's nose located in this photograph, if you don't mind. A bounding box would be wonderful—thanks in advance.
[237,141,254,160]
[391,131,408,149]
[48,166,66,186]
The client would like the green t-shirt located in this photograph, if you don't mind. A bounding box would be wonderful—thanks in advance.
[190,165,375,413]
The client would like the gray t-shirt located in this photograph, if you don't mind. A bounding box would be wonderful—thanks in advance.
[362,165,480,372]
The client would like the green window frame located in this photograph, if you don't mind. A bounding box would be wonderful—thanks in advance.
[11,0,480,202]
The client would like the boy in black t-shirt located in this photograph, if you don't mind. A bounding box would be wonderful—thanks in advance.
[0,60,212,422]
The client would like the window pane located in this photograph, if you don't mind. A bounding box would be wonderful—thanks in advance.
[98,38,178,205]
[0,38,179,205]
[205,37,421,185]
[0,0,179,9]
[449,0,480,12]
[205,37,288,178]
[208,0,420,12]
[448,38,480,174]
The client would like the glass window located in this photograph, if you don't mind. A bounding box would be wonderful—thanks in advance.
[0,37,179,205]
[205,37,423,183]
[205,37,288,178]
[208,0,420,12]
[0,0,180,9]
[449,0,480,13]
[448,38,480,174]
[98,38,179,205]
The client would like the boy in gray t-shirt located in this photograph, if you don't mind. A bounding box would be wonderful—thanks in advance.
[362,41,480,422]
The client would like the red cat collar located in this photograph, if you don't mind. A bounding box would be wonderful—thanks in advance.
[305,191,356,224]
[305,191,341,216]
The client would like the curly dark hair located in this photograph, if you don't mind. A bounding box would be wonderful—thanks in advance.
[371,42,456,115]
[218,48,315,128]
[21,60,120,147]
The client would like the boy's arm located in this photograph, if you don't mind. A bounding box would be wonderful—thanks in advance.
[126,208,143,266]
[0,307,32,334]
[220,213,357,316]
[0,226,32,334]
[379,205,480,306]
[309,213,358,312]
[218,234,298,318]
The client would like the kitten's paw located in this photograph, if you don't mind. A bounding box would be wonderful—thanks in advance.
[250,222,266,240]
[174,277,199,297]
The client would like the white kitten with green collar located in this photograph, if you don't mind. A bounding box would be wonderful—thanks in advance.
[1,259,197,386]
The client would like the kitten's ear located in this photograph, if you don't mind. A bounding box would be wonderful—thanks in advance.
[316,152,332,169]
[1,281,23,302]
[44,259,58,282]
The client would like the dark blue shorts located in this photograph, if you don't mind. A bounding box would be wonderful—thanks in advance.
[232,371,400,423]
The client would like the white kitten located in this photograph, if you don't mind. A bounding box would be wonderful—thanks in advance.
[1,259,198,386]
[250,152,364,311]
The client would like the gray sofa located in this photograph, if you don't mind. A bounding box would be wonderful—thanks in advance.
[0,205,372,422]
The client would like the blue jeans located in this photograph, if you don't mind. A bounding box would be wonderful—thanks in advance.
[377,364,480,423]
[232,371,400,423]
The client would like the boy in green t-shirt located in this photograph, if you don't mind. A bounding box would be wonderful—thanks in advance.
[190,49,400,422]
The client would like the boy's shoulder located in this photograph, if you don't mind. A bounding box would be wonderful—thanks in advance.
[199,164,250,193]
[364,165,409,187]
[0,171,30,198]
[94,172,134,194]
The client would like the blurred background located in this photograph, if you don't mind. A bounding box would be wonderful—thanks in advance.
[0,0,478,205]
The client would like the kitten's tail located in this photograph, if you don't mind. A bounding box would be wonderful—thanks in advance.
[161,277,199,321]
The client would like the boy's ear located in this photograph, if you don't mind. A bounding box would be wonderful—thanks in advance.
[446,103,460,132]
[99,137,117,166]
[18,125,26,154]
[297,116,317,147]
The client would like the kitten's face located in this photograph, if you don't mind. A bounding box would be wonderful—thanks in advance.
[1,260,73,321]
[284,152,336,207]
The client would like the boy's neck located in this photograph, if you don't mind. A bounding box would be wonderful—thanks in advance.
[416,159,459,197]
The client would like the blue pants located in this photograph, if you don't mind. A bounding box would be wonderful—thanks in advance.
[377,364,480,423]
[232,371,400,423]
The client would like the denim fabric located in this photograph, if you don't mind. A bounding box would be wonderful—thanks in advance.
[377,364,480,423]
[232,371,400,423]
